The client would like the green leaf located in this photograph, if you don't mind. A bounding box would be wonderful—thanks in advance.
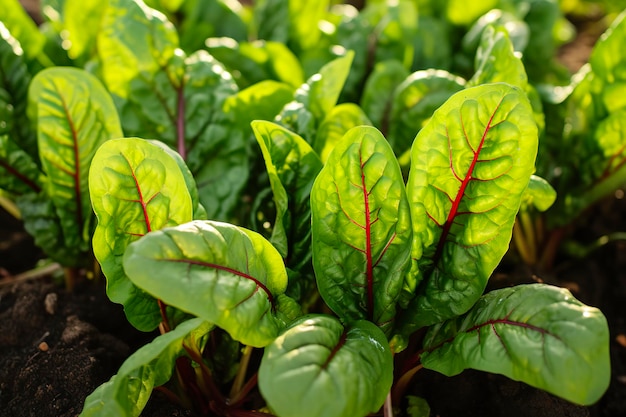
[388,69,466,159]
[63,0,108,60]
[360,60,409,131]
[224,80,294,129]
[521,175,556,212]
[17,190,79,266]
[145,140,206,220]
[29,67,123,256]
[0,0,50,68]
[206,38,304,90]
[404,83,538,329]
[311,126,412,334]
[446,0,497,26]
[589,9,626,113]
[123,220,288,347]
[89,137,193,331]
[97,0,179,100]
[0,22,36,157]
[462,10,530,56]
[259,315,393,417]
[178,0,247,54]
[314,103,372,164]
[80,318,212,417]
[421,284,610,406]
[0,135,42,196]
[252,121,323,270]
[278,52,354,144]
[468,25,528,89]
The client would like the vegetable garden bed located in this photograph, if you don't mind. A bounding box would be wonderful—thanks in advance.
[1,0,626,416]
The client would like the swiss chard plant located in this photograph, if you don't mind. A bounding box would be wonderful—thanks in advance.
[81,82,610,417]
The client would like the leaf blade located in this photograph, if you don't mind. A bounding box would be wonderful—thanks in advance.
[311,126,412,334]
[404,83,538,329]
[421,284,610,405]
[123,220,288,347]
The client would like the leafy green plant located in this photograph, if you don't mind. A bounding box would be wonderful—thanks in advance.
[81,83,609,417]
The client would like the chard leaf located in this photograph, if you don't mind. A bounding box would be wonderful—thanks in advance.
[468,25,528,89]
[404,83,538,329]
[16,191,78,266]
[206,38,304,90]
[311,126,412,334]
[278,52,354,144]
[314,103,372,164]
[0,22,36,157]
[589,9,626,113]
[388,69,466,159]
[0,135,42,196]
[89,138,194,331]
[252,121,322,272]
[421,284,610,406]
[28,67,123,257]
[80,318,212,417]
[360,60,409,131]
[224,81,294,127]
[97,0,179,100]
[123,220,289,347]
[99,0,245,219]
[0,0,49,68]
[177,0,248,54]
[522,175,556,212]
[259,315,393,417]
[63,0,107,60]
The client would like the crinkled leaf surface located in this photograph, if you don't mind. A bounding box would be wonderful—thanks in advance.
[0,135,42,195]
[311,126,412,334]
[388,69,466,159]
[252,121,322,272]
[259,315,393,417]
[0,22,36,157]
[421,284,610,405]
[89,138,193,331]
[123,220,288,347]
[314,103,372,164]
[80,318,212,417]
[403,83,538,329]
[29,67,123,256]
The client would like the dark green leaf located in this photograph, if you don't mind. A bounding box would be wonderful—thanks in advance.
[360,60,409,131]
[388,69,466,159]
[403,83,538,329]
[206,38,304,89]
[0,135,42,196]
[311,126,412,334]
[0,22,36,157]
[89,138,194,331]
[421,284,610,406]
[80,318,212,417]
[123,220,288,347]
[29,67,123,256]
[259,315,393,417]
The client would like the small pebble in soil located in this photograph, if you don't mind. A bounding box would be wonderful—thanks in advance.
[616,334,626,348]
[38,341,49,352]
[44,293,58,315]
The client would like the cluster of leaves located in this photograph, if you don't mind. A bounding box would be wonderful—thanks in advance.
[0,0,623,416]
